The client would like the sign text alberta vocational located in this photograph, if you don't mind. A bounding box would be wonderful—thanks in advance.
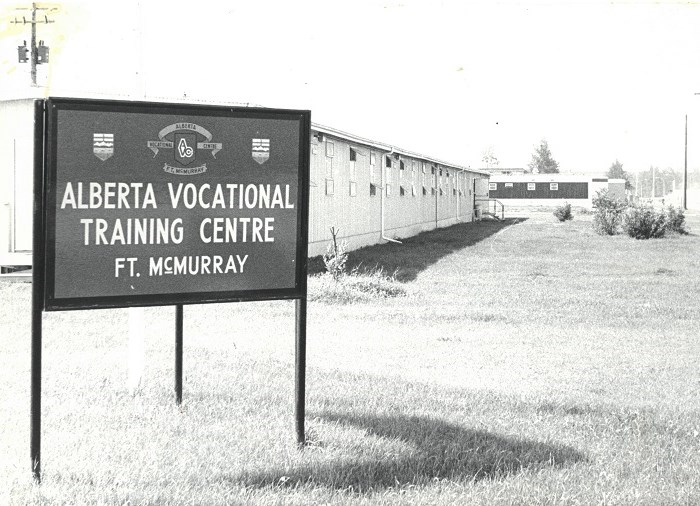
[44,99,311,309]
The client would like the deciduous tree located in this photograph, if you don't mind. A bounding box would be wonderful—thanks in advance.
[606,160,632,190]
[481,146,499,168]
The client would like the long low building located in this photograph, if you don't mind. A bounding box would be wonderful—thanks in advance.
[487,174,627,209]
[307,124,490,256]
[0,97,491,268]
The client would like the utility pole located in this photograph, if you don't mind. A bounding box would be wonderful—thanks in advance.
[684,114,688,210]
[11,3,56,86]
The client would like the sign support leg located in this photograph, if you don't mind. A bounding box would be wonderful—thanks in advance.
[31,99,45,483]
[175,304,183,405]
[30,257,43,483]
[295,297,307,446]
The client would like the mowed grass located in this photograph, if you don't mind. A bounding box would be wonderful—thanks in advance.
[1,211,699,505]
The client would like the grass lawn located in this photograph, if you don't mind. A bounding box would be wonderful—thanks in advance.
[1,210,699,505]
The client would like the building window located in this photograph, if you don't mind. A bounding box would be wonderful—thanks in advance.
[431,166,436,175]
[489,183,497,191]
[326,179,334,195]
[422,163,427,174]
[350,147,357,162]
[370,152,376,166]
[400,186,406,197]
[385,156,392,168]
[370,183,377,196]
[527,182,536,191]
[423,186,427,196]
[505,182,513,188]
[453,188,457,196]
[386,183,392,196]
[326,141,334,157]
[400,160,405,171]
[550,182,559,191]
[349,181,357,197]
[349,161,357,182]
[412,184,417,197]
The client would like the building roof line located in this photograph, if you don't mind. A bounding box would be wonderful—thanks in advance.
[312,122,490,176]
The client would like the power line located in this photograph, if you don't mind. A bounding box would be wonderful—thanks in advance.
[10,3,57,86]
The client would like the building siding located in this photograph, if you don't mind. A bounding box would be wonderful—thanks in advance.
[307,130,484,256]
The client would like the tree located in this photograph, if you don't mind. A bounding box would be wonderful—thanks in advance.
[528,139,559,174]
[606,159,632,190]
[481,146,500,168]
[634,166,681,198]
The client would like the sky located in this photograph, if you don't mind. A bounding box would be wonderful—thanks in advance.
[2,0,700,175]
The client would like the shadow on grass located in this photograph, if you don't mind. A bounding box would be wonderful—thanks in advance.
[309,218,528,282]
[238,411,585,492]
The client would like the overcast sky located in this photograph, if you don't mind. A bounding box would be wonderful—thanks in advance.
[2,0,700,175]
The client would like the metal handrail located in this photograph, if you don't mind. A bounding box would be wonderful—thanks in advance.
[475,197,504,220]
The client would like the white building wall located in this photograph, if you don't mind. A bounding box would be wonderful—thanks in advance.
[307,131,483,257]
[0,99,35,266]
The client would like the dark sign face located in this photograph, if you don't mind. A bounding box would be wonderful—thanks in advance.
[43,99,310,310]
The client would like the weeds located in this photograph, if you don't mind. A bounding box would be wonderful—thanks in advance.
[315,227,406,303]
[322,227,348,280]
[308,266,406,304]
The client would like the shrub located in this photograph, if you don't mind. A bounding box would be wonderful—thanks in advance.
[593,208,624,235]
[553,202,573,222]
[665,205,688,235]
[592,190,627,235]
[622,205,667,239]
[322,227,348,280]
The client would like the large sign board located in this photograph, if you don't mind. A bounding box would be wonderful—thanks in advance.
[43,98,310,310]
